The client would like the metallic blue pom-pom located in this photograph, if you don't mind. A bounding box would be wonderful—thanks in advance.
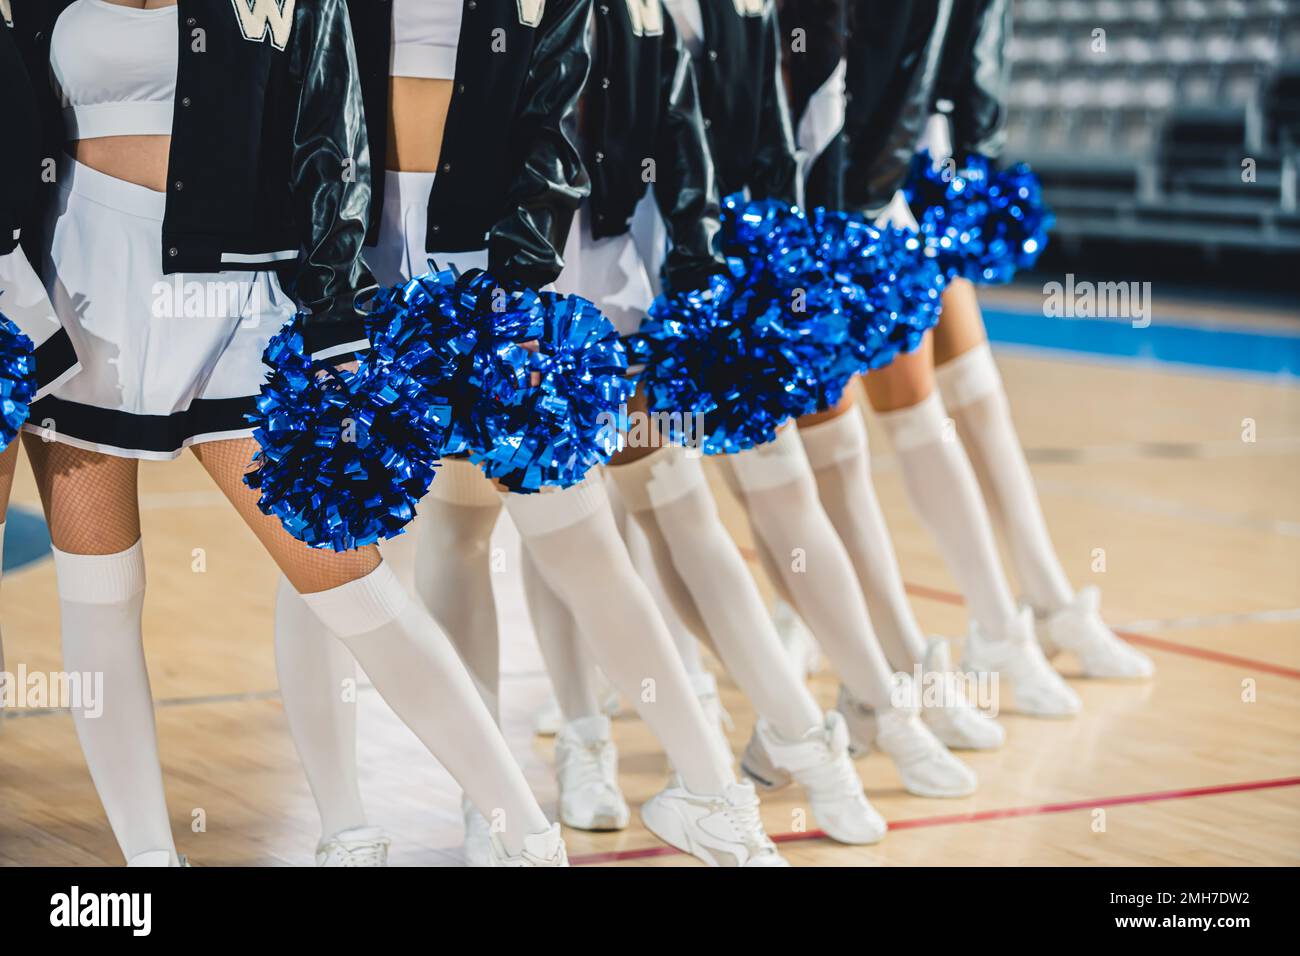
[0,312,37,454]
[473,291,633,493]
[629,194,848,454]
[244,315,444,552]
[364,268,539,463]
[906,151,1053,286]
[802,209,946,406]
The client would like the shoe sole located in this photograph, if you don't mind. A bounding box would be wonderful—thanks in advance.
[560,810,630,832]
[640,800,726,867]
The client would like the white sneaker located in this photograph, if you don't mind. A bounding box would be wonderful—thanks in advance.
[640,779,787,866]
[741,712,887,844]
[315,826,391,867]
[1034,587,1155,679]
[919,638,1006,750]
[963,608,1081,717]
[836,687,979,798]
[534,697,564,737]
[126,849,181,867]
[463,798,493,867]
[771,599,821,680]
[555,715,631,831]
[487,823,569,867]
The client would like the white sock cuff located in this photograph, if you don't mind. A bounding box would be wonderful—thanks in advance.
[428,458,499,507]
[935,343,1002,411]
[607,445,707,513]
[504,475,609,539]
[876,391,950,453]
[728,427,812,492]
[298,561,409,638]
[798,411,868,469]
[51,540,146,604]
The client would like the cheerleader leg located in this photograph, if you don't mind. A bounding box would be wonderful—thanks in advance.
[932,280,1153,678]
[194,439,559,863]
[272,576,376,861]
[793,395,1006,750]
[22,436,179,866]
[862,336,1081,716]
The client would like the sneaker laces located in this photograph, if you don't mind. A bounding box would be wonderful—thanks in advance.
[325,835,389,867]
[882,712,947,768]
[561,738,618,794]
[723,792,776,852]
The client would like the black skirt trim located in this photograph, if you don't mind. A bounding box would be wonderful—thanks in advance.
[32,327,79,392]
[27,395,257,455]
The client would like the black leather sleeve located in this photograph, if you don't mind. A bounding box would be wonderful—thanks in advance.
[654,13,725,294]
[939,0,1010,159]
[844,0,950,212]
[287,0,377,359]
[750,0,802,206]
[488,0,593,289]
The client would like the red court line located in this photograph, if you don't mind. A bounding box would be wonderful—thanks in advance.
[568,776,1300,866]
[735,545,1300,680]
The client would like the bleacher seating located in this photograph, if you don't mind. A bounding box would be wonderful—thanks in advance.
[1006,0,1300,255]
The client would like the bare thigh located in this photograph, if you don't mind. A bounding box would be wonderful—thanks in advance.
[932,278,989,366]
[0,442,18,518]
[190,438,381,594]
[861,330,937,412]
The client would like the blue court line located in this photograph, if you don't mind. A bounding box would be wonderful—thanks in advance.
[982,309,1300,378]
[3,506,51,573]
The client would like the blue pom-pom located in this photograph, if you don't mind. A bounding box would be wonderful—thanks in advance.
[802,209,946,407]
[244,316,443,552]
[473,291,633,493]
[629,194,848,454]
[906,151,1053,285]
[0,311,36,454]
[364,268,539,461]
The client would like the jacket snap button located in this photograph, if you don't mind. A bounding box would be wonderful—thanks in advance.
[441,162,451,173]
[168,247,179,258]
[600,77,610,89]
[186,17,196,26]
[708,50,718,61]
[181,97,192,108]
[431,224,441,233]
[595,152,604,163]
[174,181,184,191]
[703,118,712,129]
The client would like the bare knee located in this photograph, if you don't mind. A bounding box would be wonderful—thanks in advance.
[862,344,936,413]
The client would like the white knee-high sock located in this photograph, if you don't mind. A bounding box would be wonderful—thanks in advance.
[608,446,823,738]
[414,459,503,720]
[520,547,603,722]
[875,391,1021,637]
[274,576,367,840]
[53,541,178,865]
[503,476,734,794]
[298,561,550,855]
[799,413,930,672]
[937,344,1075,614]
[624,510,708,679]
[723,429,897,710]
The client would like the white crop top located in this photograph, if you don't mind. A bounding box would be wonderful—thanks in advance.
[390,0,462,80]
[50,1,178,140]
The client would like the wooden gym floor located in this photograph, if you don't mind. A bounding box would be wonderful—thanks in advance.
[1,290,1297,866]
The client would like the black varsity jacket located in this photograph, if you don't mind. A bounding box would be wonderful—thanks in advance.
[932,0,1010,160]
[842,0,953,212]
[8,0,375,359]
[582,0,724,293]
[349,0,592,290]
[671,0,801,206]
[778,0,847,210]
[0,20,40,257]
